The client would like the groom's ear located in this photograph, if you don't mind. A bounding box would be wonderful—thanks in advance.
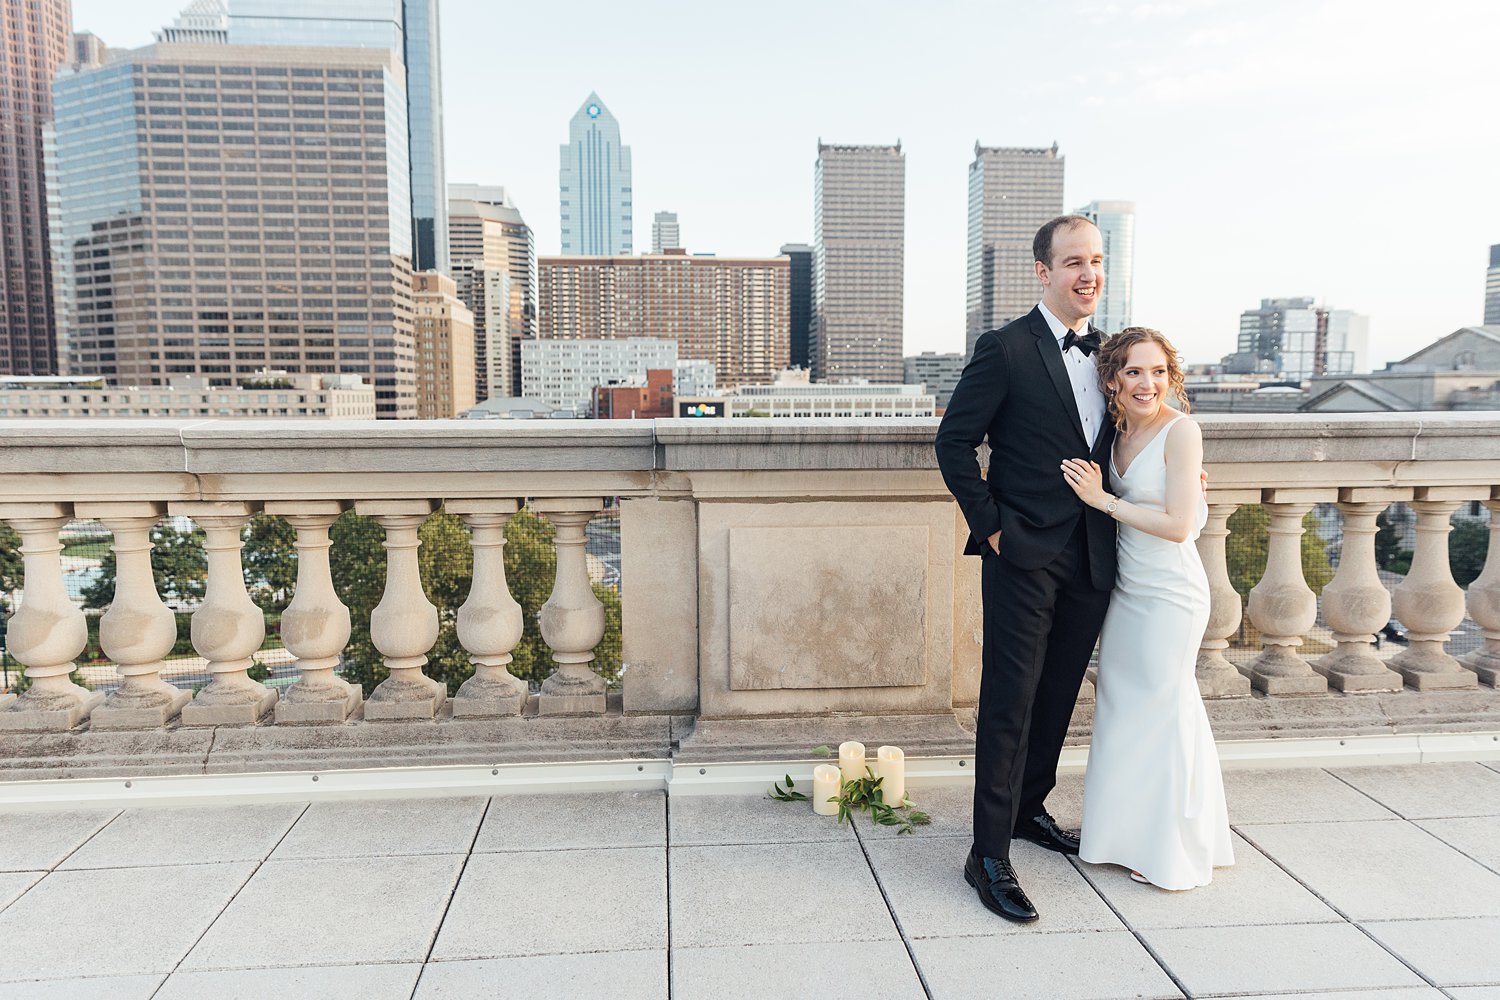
[1034,259,1049,285]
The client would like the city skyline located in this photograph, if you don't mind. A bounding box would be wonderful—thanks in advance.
[61,0,1500,369]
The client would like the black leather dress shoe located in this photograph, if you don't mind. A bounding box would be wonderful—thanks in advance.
[964,848,1039,923]
[1014,811,1081,855]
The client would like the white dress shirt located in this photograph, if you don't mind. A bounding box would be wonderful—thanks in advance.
[1037,300,1107,449]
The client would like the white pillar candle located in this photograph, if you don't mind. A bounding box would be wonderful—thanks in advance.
[812,764,841,816]
[876,745,906,807]
[838,741,866,786]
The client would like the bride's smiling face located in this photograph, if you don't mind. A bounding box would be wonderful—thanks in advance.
[1110,342,1171,426]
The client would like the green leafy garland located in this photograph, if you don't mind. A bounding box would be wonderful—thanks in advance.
[769,745,933,836]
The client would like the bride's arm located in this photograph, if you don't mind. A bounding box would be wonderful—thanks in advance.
[1061,419,1204,543]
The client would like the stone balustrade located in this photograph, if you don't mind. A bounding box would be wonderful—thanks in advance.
[0,415,1496,747]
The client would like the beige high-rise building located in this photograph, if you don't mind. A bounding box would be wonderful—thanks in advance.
[448,184,534,400]
[538,250,789,389]
[0,0,72,375]
[412,272,474,418]
[811,142,905,384]
[965,143,1064,357]
[49,43,419,417]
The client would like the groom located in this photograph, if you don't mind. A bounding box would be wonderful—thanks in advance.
[934,215,1116,923]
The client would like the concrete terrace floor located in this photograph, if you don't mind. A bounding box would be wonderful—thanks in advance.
[1,761,1499,999]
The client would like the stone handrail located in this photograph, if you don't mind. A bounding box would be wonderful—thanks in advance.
[0,414,1496,740]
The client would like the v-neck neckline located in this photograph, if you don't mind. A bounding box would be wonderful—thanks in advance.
[1111,412,1180,479]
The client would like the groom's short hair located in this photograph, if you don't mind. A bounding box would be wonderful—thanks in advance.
[1034,215,1098,269]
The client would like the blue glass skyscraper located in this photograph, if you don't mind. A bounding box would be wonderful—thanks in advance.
[559,93,632,255]
[227,0,448,274]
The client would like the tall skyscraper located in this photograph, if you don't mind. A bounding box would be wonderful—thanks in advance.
[155,0,228,43]
[559,92,631,255]
[965,143,1064,357]
[50,43,419,417]
[412,271,474,418]
[227,0,448,274]
[651,211,680,253]
[1486,245,1500,326]
[1225,298,1368,380]
[538,252,788,388]
[1076,200,1135,334]
[780,243,812,370]
[448,184,535,400]
[0,0,72,375]
[811,142,905,383]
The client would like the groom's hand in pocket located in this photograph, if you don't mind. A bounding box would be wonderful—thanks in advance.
[987,530,1001,554]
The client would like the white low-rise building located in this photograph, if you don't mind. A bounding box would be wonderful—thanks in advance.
[678,368,935,418]
[520,337,716,411]
[0,372,377,420]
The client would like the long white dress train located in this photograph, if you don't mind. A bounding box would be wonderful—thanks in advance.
[1078,413,1235,890]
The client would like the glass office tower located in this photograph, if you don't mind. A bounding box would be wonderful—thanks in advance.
[559,92,632,255]
[1076,199,1135,335]
[228,0,448,274]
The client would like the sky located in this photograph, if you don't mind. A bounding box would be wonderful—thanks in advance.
[71,0,1500,368]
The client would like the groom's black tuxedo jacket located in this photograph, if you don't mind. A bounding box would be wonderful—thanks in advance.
[935,306,1118,590]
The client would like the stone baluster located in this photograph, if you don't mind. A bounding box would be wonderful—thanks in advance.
[173,502,276,725]
[1312,491,1405,693]
[1194,494,1254,698]
[265,501,362,724]
[448,500,528,717]
[355,500,445,720]
[1390,489,1478,690]
[78,502,192,728]
[1245,492,1330,695]
[1461,494,1500,686]
[0,504,103,730]
[532,498,607,715]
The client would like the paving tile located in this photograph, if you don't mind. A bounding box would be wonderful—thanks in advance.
[473,791,663,852]
[430,848,665,960]
[856,783,972,840]
[1077,832,1338,928]
[668,792,857,846]
[864,838,1120,938]
[0,975,165,999]
[415,951,666,999]
[670,839,896,949]
[1141,923,1428,996]
[0,871,43,911]
[1238,819,1500,920]
[1222,767,1400,824]
[1220,991,1444,999]
[1363,917,1500,987]
[271,796,487,860]
[912,930,1182,1000]
[157,964,423,1000]
[673,940,924,1000]
[1416,816,1500,875]
[0,863,254,980]
[60,802,306,869]
[1451,989,1500,999]
[1330,763,1500,819]
[181,854,463,970]
[0,809,119,871]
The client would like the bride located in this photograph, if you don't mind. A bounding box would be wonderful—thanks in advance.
[1060,327,1235,890]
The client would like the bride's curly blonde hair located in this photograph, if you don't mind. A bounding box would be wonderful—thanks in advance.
[1095,326,1190,432]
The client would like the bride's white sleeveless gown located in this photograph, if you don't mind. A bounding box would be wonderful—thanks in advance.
[1078,413,1235,889]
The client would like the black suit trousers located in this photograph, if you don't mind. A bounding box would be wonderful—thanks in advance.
[973,517,1111,859]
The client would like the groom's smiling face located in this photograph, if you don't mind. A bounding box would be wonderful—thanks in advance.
[1037,223,1104,328]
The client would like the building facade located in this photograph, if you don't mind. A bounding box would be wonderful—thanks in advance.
[593,367,673,419]
[1224,297,1368,380]
[226,0,448,274]
[559,92,631,255]
[651,211,680,253]
[0,0,72,375]
[1486,244,1500,326]
[537,251,789,388]
[903,351,965,411]
[412,271,474,418]
[49,43,419,417]
[1076,199,1135,334]
[155,0,229,43]
[520,336,677,411]
[780,242,812,370]
[0,371,375,418]
[679,369,935,418]
[448,184,535,400]
[965,143,1064,357]
[811,142,905,383]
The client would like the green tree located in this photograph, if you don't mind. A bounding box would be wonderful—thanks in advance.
[244,513,297,612]
[1374,508,1405,572]
[1450,519,1490,588]
[1225,505,1334,599]
[0,523,21,616]
[81,523,208,610]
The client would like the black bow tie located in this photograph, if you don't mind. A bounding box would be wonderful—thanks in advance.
[1062,328,1101,357]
